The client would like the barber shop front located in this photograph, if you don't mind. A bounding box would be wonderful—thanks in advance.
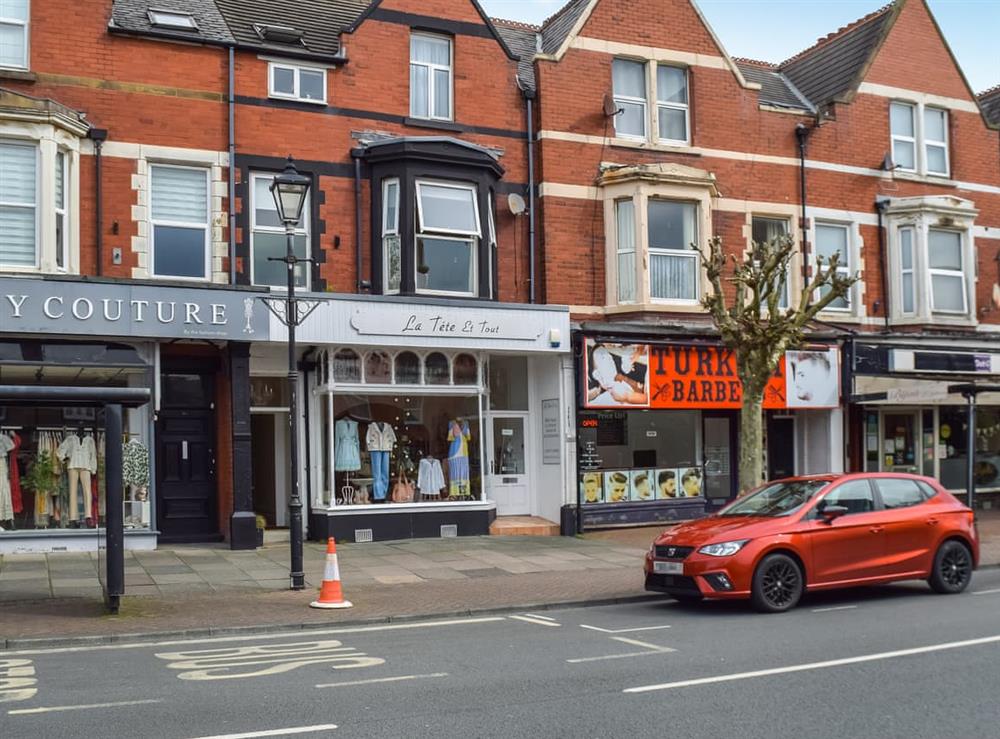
[287,296,572,543]
[573,335,843,530]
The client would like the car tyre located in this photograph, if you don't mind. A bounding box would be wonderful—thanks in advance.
[928,540,973,594]
[751,553,803,613]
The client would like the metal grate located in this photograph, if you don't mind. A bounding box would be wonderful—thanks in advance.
[354,528,373,543]
[440,524,458,538]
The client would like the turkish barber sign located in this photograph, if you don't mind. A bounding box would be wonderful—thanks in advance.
[583,339,839,410]
[0,278,270,341]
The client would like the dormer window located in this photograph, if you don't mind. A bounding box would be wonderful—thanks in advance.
[147,9,198,31]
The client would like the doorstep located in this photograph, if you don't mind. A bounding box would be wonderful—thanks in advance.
[489,516,560,537]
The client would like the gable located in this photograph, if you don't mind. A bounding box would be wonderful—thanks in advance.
[576,0,727,58]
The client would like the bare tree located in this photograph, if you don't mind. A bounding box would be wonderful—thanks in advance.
[698,234,856,493]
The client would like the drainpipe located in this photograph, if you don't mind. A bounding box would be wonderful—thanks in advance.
[351,151,369,292]
[875,196,891,330]
[228,46,237,285]
[87,128,108,276]
[794,122,811,284]
[519,78,537,304]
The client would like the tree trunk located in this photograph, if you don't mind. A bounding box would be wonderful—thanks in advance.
[739,389,764,494]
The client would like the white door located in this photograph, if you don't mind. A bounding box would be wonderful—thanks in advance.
[488,414,530,515]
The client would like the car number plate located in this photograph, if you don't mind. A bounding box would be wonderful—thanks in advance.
[654,561,683,575]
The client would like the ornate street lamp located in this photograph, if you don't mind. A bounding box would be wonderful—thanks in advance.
[264,156,315,590]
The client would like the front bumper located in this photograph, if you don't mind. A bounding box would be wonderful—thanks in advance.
[644,549,754,599]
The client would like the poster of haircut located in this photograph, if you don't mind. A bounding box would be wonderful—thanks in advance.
[655,468,678,499]
[679,467,703,498]
[604,470,631,503]
[584,339,650,409]
[631,470,655,501]
[580,472,604,504]
[785,348,839,409]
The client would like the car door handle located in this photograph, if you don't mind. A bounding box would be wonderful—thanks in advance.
[926,518,939,525]
[870,526,884,534]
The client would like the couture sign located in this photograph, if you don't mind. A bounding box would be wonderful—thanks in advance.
[0,278,270,341]
[583,339,839,410]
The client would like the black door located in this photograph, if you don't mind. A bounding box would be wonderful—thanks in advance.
[156,373,218,542]
[767,415,796,480]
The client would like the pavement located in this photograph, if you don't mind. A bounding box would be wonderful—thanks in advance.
[0,510,998,647]
[4,570,1000,739]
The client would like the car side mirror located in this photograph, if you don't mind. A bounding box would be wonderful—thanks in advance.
[820,505,849,523]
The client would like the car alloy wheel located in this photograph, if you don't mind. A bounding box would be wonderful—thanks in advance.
[929,540,973,594]
[751,553,803,613]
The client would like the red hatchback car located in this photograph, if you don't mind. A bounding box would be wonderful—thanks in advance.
[645,473,979,612]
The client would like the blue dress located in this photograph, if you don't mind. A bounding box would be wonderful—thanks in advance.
[334,418,361,472]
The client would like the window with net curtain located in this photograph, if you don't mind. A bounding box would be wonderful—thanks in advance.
[612,59,646,139]
[648,200,698,301]
[616,199,636,303]
[410,34,452,120]
[814,223,851,310]
[928,229,965,312]
[752,216,789,308]
[0,141,36,267]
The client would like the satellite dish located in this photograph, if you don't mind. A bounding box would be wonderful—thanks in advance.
[507,192,527,216]
[602,92,622,117]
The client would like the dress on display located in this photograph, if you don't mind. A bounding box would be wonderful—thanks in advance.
[334,418,362,471]
[447,420,471,497]
[9,432,22,514]
[0,433,15,521]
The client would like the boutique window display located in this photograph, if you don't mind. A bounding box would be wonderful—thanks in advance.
[315,348,485,508]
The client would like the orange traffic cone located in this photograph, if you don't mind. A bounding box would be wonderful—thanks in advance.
[310,537,353,609]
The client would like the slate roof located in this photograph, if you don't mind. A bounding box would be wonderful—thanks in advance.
[979,86,1000,128]
[493,19,539,91]
[213,0,370,57]
[110,0,235,44]
[779,4,894,107]
[735,60,813,112]
[540,0,591,55]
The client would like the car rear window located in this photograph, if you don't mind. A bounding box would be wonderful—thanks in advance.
[876,479,926,509]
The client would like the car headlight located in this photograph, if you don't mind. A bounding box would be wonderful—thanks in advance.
[698,540,749,557]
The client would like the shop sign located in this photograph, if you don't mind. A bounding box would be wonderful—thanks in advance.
[0,278,270,341]
[542,399,560,465]
[582,339,839,410]
[350,309,542,341]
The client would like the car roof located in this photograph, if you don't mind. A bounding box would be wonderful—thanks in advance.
[769,472,938,484]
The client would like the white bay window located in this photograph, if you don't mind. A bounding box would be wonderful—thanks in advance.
[648,199,698,302]
[615,199,636,303]
[928,229,965,313]
[0,141,36,267]
[383,178,400,294]
[415,180,478,296]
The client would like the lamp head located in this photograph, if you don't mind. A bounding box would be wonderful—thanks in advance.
[270,155,311,226]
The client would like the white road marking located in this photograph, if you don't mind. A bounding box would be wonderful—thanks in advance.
[4,617,506,656]
[522,613,556,621]
[624,633,1000,694]
[316,672,448,689]
[567,635,675,664]
[972,588,1000,596]
[579,624,671,634]
[811,605,859,613]
[510,615,561,627]
[609,636,676,652]
[9,699,161,716]
[0,658,37,703]
[186,725,337,739]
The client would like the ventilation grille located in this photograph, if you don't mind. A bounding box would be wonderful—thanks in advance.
[354,528,373,543]
[440,524,458,538]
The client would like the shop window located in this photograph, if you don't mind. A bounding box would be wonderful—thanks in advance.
[0,0,28,70]
[453,354,478,385]
[488,356,528,411]
[425,352,450,385]
[939,407,1000,492]
[150,164,210,280]
[332,349,361,383]
[250,377,290,409]
[394,351,420,385]
[410,33,452,121]
[364,352,391,384]
[415,181,479,296]
[250,172,309,289]
[648,199,698,302]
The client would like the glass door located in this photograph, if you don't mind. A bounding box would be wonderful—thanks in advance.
[488,415,530,515]
[881,411,920,473]
[703,412,736,506]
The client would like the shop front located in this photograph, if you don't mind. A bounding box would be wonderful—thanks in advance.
[849,339,1000,508]
[284,296,572,543]
[573,336,842,531]
[0,275,269,552]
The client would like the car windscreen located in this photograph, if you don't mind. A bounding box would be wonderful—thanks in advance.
[719,479,830,517]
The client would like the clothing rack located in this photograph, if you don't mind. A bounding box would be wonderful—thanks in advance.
[0,425,23,431]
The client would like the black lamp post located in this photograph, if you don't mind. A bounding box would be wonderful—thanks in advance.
[270,156,311,590]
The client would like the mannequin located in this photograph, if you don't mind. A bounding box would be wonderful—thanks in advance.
[57,427,98,527]
[447,419,471,498]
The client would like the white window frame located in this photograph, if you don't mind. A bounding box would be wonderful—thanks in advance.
[149,164,211,282]
[647,198,700,305]
[148,8,197,30]
[615,198,637,304]
[655,64,689,146]
[382,177,400,295]
[249,170,310,290]
[0,140,38,269]
[813,221,852,312]
[268,62,327,105]
[751,215,791,309]
[927,228,967,315]
[612,59,647,141]
[414,179,479,297]
[890,100,950,177]
[899,226,916,316]
[54,149,67,271]
[0,0,29,71]
[486,190,496,299]
[409,32,453,121]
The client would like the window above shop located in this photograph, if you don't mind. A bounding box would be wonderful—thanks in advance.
[611,58,690,146]
[149,164,210,281]
[250,171,309,289]
[889,101,949,178]
[0,0,29,70]
[410,33,452,121]
[268,62,327,105]
[320,348,481,389]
